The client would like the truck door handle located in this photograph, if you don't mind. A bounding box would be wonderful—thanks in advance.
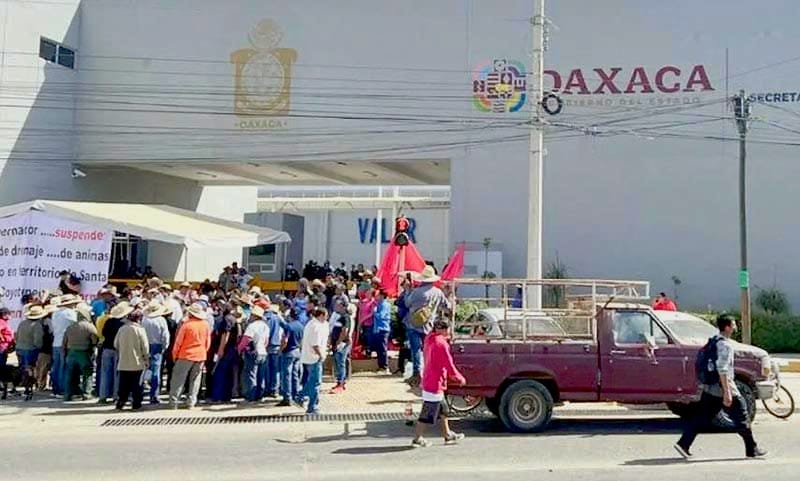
[458,345,465,354]
[583,345,591,353]
[610,349,626,355]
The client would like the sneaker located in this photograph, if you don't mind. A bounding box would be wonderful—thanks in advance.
[445,432,465,445]
[329,384,345,394]
[306,409,320,415]
[97,398,110,405]
[276,399,292,407]
[747,447,768,459]
[674,444,693,460]
[411,438,432,448]
[150,399,161,405]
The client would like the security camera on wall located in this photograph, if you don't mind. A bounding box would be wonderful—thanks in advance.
[71,168,87,179]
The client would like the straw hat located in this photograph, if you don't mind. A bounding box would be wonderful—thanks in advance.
[179,281,192,289]
[186,303,207,320]
[147,277,163,288]
[311,279,325,288]
[144,303,168,318]
[109,301,134,319]
[250,305,265,319]
[75,303,93,322]
[59,294,81,307]
[414,265,440,283]
[45,304,58,315]
[161,283,173,292]
[26,305,48,320]
[248,285,262,296]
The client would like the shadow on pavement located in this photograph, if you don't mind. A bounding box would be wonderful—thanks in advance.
[624,457,752,466]
[332,446,415,455]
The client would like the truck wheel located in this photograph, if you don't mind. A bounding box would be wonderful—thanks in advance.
[498,380,554,433]
[712,380,757,429]
[485,397,500,417]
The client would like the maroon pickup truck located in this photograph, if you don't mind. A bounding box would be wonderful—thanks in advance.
[448,291,776,433]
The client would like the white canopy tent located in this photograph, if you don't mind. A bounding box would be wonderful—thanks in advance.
[0,200,291,247]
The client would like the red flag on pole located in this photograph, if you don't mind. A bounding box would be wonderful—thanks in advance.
[441,243,466,281]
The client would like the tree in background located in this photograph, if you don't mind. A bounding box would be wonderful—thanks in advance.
[755,287,790,315]
[544,253,568,308]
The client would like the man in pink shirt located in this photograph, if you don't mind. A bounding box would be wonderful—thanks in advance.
[411,319,466,448]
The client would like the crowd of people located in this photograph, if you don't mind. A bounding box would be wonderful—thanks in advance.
[0,261,461,426]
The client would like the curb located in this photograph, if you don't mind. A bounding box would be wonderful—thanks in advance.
[777,358,800,373]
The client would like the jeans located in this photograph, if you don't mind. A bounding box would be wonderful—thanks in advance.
[210,353,237,402]
[678,392,758,456]
[147,344,164,402]
[50,348,65,395]
[63,349,92,400]
[266,348,281,396]
[302,361,322,413]
[333,344,350,384]
[372,330,390,369]
[280,350,302,402]
[169,359,203,407]
[116,370,144,410]
[407,329,425,376]
[98,349,119,401]
[243,352,267,401]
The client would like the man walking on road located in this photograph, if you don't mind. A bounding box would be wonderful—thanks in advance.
[675,314,767,460]
[411,319,466,448]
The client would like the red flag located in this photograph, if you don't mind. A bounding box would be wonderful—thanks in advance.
[376,240,427,296]
[441,243,466,281]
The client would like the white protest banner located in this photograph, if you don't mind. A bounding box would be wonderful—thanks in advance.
[0,210,112,326]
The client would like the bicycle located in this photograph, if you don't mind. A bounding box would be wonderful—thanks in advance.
[762,361,795,419]
[446,394,484,415]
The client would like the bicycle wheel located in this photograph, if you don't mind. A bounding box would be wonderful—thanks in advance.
[446,394,484,414]
[762,385,795,419]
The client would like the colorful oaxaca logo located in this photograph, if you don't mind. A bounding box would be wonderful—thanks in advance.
[473,59,528,113]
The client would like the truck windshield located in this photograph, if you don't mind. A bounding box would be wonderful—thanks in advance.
[661,316,717,345]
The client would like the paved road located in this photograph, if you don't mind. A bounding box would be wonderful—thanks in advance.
[4,411,798,480]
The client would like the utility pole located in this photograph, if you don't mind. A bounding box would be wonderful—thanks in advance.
[733,90,752,344]
[526,0,545,309]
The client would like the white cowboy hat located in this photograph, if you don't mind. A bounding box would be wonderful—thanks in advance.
[186,303,207,320]
[109,301,134,319]
[248,285,262,295]
[144,303,168,318]
[59,294,81,307]
[414,265,440,283]
[75,303,93,322]
[160,283,173,291]
[250,305,265,319]
[179,281,192,288]
[26,305,48,320]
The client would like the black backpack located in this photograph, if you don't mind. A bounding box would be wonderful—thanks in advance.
[696,336,721,385]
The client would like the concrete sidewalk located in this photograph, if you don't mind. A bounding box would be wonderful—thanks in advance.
[2,372,798,431]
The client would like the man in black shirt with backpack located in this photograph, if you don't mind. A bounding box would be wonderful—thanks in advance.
[675,314,767,460]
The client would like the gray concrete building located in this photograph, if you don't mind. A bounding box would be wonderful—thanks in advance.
[1,0,799,308]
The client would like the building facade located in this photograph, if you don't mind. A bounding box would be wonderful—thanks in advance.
[2,0,800,308]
